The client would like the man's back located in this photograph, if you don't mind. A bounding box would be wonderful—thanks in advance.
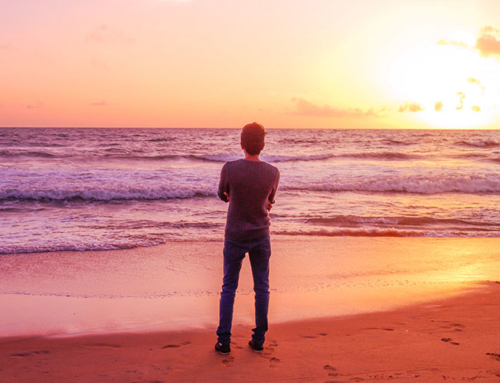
[218,159,279,242]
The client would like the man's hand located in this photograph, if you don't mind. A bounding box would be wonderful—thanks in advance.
[267,202,273,212]
[224,192,230,202]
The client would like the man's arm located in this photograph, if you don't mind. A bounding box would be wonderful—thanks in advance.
[268,170,280,205]
[217,164,230,202]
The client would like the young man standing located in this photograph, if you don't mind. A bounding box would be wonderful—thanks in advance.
[215,122,280,354]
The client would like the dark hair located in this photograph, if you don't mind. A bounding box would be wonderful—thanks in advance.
[241,122,266,155]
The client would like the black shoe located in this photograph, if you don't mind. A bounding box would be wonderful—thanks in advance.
[248,340,264,352]
[215,342,231,354]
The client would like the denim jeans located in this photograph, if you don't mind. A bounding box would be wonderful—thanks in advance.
[216,235,271,346]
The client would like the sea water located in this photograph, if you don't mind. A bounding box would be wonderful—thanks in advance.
[1,127,500,254]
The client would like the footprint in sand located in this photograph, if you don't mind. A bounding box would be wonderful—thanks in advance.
[486,353,500,361]
[10,350,50,357]
[161,341,191,349]
[441,338,460,346]
[83,343,122,349]
[221,356,235,366]
[300,333,329,339]
[361,327,394,332]
[257,339,278,356]
[231,342,244,350]
[324,365,339,377]
[269,357,280,368]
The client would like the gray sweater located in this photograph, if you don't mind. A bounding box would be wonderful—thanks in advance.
[218,159,280,242]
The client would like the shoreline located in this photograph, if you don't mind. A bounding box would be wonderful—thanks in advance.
[1,237,500,338]
[2,281,499,382]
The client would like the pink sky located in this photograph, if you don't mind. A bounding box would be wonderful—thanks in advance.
[2,0,500,129]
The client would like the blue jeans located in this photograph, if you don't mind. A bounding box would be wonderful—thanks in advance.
[216,235,271,346]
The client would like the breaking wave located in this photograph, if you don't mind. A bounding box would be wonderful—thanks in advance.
[284,175,500,194]
[0,188,216,202]
[274,228,500,238]
[456,140,500,148]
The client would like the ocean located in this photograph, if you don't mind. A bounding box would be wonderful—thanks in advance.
[1,127,500,254]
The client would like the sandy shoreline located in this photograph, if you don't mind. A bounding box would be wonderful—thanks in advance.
[2,237,499,338]
[1,237,500,382]
[1,281,500,382]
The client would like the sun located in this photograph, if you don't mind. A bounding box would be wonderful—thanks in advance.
[386,35,500,129]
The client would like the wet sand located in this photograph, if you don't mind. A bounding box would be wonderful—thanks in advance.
[1,281,500,382]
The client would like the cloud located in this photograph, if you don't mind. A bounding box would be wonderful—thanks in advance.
[436,39,468,48]
[90,101,107,106]
[472,105,481,112]
[85,25,134,44]
[456,92,465,110]
[467,77,481,85]
[291,98,384,118]
[398,101,424,113]
[26,102,44,109]
[434,101,443,112]
[475,26,500,57]
[468,77,485,91]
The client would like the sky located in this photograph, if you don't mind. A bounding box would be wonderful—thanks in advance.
[1,0,500,129]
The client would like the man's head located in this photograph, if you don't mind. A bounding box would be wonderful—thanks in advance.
[241,122,266,155]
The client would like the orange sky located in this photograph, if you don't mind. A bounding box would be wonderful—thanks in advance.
[2,0,500,129]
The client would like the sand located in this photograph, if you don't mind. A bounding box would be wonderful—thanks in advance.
[1,237,500,382]
[1,282,499,382]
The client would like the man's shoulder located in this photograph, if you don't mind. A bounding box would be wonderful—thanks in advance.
[263,161,279,175]
[226,159,278,172]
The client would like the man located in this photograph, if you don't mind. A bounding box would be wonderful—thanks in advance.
[215,122,280,354]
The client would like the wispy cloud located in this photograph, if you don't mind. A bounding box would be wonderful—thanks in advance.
[291,98,385,118]
[472,105,481,112]
[475,26,500,57]
[85,25,134,44]
[398,101,424,113]
[434,101,443,112]
[26,102,44,110]
[436,39,468,48]
[456,92,465,110]
[468,77,485,91]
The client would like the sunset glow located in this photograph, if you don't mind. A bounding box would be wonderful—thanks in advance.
[1,0,500,129]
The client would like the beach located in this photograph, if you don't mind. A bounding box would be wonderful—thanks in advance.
[1,237,499,382]
[2,283,500,382]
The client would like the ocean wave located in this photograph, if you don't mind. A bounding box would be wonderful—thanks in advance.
[0,149,419,163]
[278,138,322,145]
[273,228,499,238]
[306,216,486,227]
[125,153,337,163]
[0,188,216,202]
[263,154,335,163]
[382,139,414,146]
[0,242,148,254]
[146,138,177,142]
[0,150,56,158]
[337,152,418,160]
[283,175,500,194]
[456,140,500,148]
